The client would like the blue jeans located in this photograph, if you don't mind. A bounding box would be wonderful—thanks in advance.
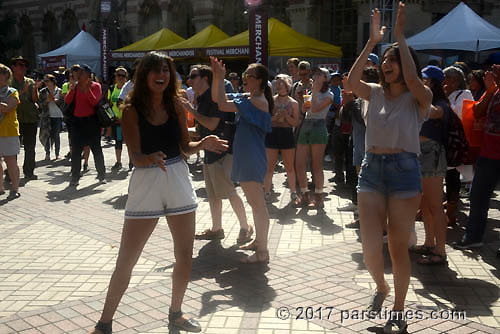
[358,152,422,198]
[45,118,62,156]
[464,157,500,242]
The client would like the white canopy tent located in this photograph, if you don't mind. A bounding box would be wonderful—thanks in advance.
[38,30,101,75]
[406,2,500,53]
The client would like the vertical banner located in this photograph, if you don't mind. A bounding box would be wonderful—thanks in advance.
[101,27,109,83]
[249,5,268,67]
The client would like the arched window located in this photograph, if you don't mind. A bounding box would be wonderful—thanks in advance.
[42,11,59,51]
[139,0,162,37]
[60,8,80,44]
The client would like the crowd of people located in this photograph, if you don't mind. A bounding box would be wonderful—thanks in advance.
[1,3,499,334]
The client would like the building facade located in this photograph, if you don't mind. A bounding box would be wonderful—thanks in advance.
[1,0,499,70]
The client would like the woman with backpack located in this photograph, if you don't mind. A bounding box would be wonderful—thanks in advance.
[347,3,432,333]
[410,66,449,265]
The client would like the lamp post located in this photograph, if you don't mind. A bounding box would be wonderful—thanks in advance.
[246,0,268,67]
[100,0,112,84]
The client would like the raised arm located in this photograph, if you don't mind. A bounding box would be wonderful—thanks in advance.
[394,1,432,117]
[210,57,238,112]
[473,70,498,119]
[347,8,385,100]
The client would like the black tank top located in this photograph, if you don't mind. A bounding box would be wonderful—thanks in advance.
[137,109,181,158]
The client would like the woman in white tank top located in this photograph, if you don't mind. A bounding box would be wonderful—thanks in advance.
[347,3,432,334]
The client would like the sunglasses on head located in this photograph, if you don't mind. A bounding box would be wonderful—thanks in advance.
[243,73,256,79]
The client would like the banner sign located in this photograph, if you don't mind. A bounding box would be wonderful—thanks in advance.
[101,27,110,83]
[111,52,146,59]
[41,55,66,72]
[205,47,249,57]
[249,6,268,66]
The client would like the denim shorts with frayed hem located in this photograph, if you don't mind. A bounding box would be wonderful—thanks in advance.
[357,152,422,199]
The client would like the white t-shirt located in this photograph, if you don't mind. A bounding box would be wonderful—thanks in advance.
[48,88,63,118]
[118,80,134,101]
[448,89,473,119]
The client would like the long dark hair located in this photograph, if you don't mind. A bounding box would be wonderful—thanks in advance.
[429,78,449,106]
[379,42,422,88]
[126,51,178,119]
[247,63,274,113]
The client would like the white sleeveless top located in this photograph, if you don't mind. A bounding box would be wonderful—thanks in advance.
[364,83,428,155]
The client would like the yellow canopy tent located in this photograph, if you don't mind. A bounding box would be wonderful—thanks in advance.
[111,28,185,59]
[160,25,230,58]
[205,18,342,58]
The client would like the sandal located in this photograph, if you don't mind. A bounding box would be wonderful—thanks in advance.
[168,309,201,333]
[236,225,254,245]
[366,291,389,315]
[417,252,447,266]
[240,250,269,264]
[239,240,258,251]
[409,244,434,255]
[92,320,112,334]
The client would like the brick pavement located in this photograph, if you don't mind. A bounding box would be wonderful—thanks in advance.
[0,135,499,333]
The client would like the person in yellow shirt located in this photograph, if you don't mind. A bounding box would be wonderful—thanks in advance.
[0,63,21,200]
[108,67,130,171]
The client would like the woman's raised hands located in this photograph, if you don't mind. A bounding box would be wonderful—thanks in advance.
[209,56,226,79]
[370,8,386,44]
[394,1,406,41]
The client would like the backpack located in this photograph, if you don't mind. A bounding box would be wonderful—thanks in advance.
[443,105,469,167]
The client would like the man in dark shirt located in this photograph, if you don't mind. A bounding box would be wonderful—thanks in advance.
[184,65,253,244]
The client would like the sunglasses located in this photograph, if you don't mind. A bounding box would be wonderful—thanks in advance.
[189,73,200,80]
[116,73,126,78]
[243,73,256,79]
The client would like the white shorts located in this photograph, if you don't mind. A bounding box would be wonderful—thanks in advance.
[125,156,198,219]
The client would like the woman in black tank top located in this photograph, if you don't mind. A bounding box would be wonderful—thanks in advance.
[90,52,227,334]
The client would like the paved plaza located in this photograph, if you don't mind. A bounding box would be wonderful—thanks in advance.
[0,135,499,334]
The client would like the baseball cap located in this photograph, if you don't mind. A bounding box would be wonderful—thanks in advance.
[368,53,379,66]
[422,65,444,84]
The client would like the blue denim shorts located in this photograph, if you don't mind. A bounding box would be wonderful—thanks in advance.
[357,152,422,198]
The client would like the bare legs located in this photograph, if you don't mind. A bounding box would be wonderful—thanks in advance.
[0,156,20,194]
[92,213,195,333]
[240,181,270,262]
[208,194,248,231]
[264,148,297,194]
[420,176,447,257]
[358,191,421,311]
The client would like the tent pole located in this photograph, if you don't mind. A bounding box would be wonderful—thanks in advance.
[475,40,480,62]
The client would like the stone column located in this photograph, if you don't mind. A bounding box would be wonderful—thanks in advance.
[286,0,320,38]
[191,0,223,32]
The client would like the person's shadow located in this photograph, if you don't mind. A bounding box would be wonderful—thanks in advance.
[190,241,277,318]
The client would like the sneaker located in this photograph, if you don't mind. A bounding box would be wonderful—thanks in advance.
[264,192,272,203]
[129,162,134,171]
[453,237,483,250]
[195,229,225,240]
[324,154,333,162]
[337,202,357,212]
[111,162,122,171]
[97,174,106,184]
[237,225,254,244]
[383,317,407,334]
[69,178,79,187]
[82,164,89,172]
